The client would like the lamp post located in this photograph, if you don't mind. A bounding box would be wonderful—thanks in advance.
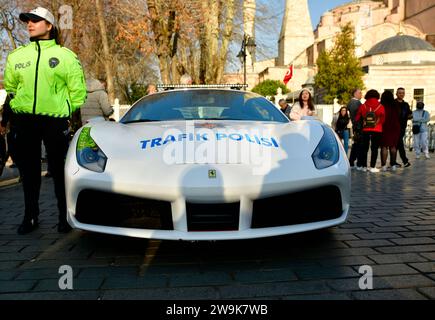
[237,34,256,89]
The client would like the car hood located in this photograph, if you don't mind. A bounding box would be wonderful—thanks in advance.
[70,120,336,200]
[88,120,323,164]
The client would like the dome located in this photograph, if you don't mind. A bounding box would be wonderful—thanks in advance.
[366,35,435,57]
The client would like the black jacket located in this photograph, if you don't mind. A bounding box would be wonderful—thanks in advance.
[1,94,14,128]
[395,99,412,130]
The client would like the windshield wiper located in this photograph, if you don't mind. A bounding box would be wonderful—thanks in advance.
[122,119,161,124]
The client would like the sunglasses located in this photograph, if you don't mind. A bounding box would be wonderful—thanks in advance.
[28,19,44,23]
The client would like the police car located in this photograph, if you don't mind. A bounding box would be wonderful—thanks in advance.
[65,85,350,240]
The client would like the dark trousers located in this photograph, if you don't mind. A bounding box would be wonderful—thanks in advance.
[397,131,409,164]
[6,127,22,176]
[15,114,69,223]
[357,131,382,168]
[349,135,361,167]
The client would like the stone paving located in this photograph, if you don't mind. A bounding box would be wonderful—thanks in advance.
[0,154,434,300]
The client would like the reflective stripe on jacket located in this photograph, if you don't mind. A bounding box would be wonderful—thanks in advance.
[4,39,86,117]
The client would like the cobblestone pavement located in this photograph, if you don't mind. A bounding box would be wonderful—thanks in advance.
[0,155,434,300]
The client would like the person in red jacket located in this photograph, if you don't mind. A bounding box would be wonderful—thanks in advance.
[355,89,385,173]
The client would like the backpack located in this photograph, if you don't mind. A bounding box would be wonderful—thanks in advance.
[363,104,381,128]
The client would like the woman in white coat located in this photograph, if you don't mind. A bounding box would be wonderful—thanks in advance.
[289,89,316,121]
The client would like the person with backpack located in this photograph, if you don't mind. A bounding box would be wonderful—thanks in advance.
[412,102,431,160]
[355,89,385,173]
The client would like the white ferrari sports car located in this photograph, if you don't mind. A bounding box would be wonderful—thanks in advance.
[65,86,350,240]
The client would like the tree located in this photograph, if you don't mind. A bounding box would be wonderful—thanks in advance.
[315,23,365,104]
[95,0,115,103]
[0,0,27,70]
[2,1,281,101]
[252,79,289,97]
[117,0,236,85]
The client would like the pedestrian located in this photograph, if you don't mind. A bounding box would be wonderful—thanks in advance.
[146,83,157,95]
[347,88,363,169]
[0,130,5,177]
[0,93,22,180]
[332,106,351,155]
[412,102,431,160]
[80,78,113,123]
[180,74,193,85]
[289,89,315,121]
[395,88,412,167]
[278,98,292,118]
[355,89,385,173]
[4,7,87,234]
[380,90,401,171]
[0,77,6,106]
[0,79,7,176]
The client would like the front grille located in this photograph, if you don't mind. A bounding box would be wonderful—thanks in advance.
[75,190,173,230]
[251,186,343,228]
[187,202,240,231]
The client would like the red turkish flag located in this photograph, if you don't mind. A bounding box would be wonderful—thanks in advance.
[283,64,293,85]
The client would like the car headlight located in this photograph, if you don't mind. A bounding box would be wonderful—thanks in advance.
[76,127,107,172]
[311,125,339,169]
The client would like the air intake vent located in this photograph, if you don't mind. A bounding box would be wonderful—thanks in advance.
[76,190,173,230]
[252,186,343,228]
[187,202,240,231]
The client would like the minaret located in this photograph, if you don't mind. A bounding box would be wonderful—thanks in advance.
[244,0,256,72]
[278,0,314,66]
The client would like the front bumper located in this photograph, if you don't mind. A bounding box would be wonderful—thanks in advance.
[66,172,350,241]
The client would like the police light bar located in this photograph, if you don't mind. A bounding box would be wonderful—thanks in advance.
[157,84,248,91]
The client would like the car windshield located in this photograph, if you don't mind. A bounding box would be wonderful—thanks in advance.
[121,89,289,123]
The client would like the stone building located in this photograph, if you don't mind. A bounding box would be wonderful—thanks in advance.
[361,34,435,110]
[224,0,435,113]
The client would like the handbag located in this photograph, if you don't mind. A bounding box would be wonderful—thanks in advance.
[412,110,426,134]
[412,124,421,134]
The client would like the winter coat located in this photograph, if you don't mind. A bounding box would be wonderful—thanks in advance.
[412,109,430,133]
[80,79,113,123]
[395,99,412,131]
[355,98,385,133]
[4,39,86,117]
[347,98,362,124]
[289,102,316,121]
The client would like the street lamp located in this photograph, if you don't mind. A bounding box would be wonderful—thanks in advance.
[237,34,256,89]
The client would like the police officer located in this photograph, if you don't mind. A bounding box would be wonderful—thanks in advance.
[3,7,87,234]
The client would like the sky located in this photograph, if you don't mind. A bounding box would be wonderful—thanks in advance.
[308,0,352,30]
[268,0,353,31]
[250,0,351,63]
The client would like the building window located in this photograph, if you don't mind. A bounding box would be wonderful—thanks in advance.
[413,89,424,102]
